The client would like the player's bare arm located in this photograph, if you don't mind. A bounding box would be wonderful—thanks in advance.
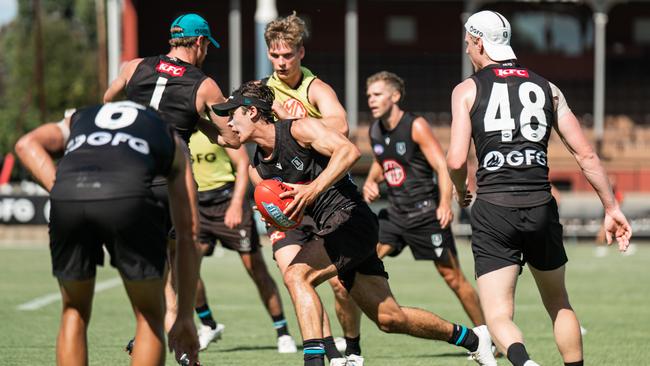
[412,117,454,228]
[103,58,143,102]
[362,160,384,203]
[223,146,251,228]
[552,86,632,250]
[280,118,360,219]
[248,164,263,186]
[447,78,476,207]
[14,117,70,191]
[166,136,201,365]
[198,77,241,148]
[308,78,349,136]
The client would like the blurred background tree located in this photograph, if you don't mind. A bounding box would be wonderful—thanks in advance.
[0,0,100,158]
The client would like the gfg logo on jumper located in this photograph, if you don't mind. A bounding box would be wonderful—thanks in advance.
[262,202,296,228]
[483,149,547,171]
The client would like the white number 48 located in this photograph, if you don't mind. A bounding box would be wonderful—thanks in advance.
[484,81,547,142]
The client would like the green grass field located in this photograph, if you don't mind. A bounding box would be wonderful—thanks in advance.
[1,239,647,365]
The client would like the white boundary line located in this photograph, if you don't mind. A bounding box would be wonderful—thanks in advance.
[16,277,122,311]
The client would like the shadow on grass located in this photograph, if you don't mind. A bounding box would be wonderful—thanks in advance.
[217,345,281,353]
[374,351,469,359]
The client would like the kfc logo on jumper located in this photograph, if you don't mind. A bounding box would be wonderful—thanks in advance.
[382,159,406,187]
[493,68,529,79]
[283,98,307,118]
[156,61,186,77]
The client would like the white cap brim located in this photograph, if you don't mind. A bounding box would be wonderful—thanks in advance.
[483,41,516,61]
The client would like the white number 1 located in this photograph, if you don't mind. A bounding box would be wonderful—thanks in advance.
[149,76,168,110]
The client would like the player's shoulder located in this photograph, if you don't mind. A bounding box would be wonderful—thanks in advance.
[411,115,431,131]
[308,78,333,93]
[197,77,225,100]
[290,117,322,140]
[452,78,476,95]
[452,78,477,107]
[122,58,145,75]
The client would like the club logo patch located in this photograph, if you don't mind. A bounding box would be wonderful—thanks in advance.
[396,142,406,156]
[291,157,304,171]
[431,233,443,247]
[239,229,251,251]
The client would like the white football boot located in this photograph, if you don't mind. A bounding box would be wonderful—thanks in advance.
[346,354,364,366]
[198,323,225,351]
[277,334,298,353]
[469,325,498,366]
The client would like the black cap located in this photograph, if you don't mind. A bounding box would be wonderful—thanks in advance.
[212,91,272,117]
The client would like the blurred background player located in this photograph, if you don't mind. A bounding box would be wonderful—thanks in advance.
[213,81,498,366]
[362,71,485,328]
[14,101,202,366]
[261,12,361,365]
[188,129,297,353]
[447,10,632,366]
[103,13,239,351]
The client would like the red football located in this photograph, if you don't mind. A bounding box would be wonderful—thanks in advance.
[254,179,302,230]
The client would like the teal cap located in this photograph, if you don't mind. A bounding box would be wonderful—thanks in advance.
[170,13,220,48]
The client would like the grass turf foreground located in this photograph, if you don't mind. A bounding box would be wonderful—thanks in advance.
[0,240,647,365]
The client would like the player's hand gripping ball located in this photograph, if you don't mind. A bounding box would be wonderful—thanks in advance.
[254,179,303,230]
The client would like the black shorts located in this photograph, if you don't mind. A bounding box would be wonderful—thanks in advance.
[197,188,259,254]
[319,204,388,291]
[470,198,567,278]
[378,208,457,263]
[268,215,320,253]
[49,197,167,281]
[151,184,172,235]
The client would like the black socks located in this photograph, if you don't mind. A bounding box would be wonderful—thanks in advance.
[303,339,325,366]
[322,336,342,360]
[448,324,479,352]
[507,343,531,366]
[195,304,217,329]
[345,336,361,356]
[271,313,289,337]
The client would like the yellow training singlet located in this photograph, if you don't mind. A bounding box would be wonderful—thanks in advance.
[265,66,322,118]
[188,130,235,191]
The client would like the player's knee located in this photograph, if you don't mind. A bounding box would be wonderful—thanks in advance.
[444,273,465,292]
[62,305,91,324]
[543,294,573,313]
[376,309,407,333]
[283,265,313,288]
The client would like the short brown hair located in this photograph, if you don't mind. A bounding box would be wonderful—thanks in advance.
[237,81,275,122]
[264,11,309,50]
[366,71,406,101]
[168,26,201,48]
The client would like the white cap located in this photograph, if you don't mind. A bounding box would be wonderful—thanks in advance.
[465,11,516,61]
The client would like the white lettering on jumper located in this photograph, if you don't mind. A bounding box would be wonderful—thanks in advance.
[65,132,150,155]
